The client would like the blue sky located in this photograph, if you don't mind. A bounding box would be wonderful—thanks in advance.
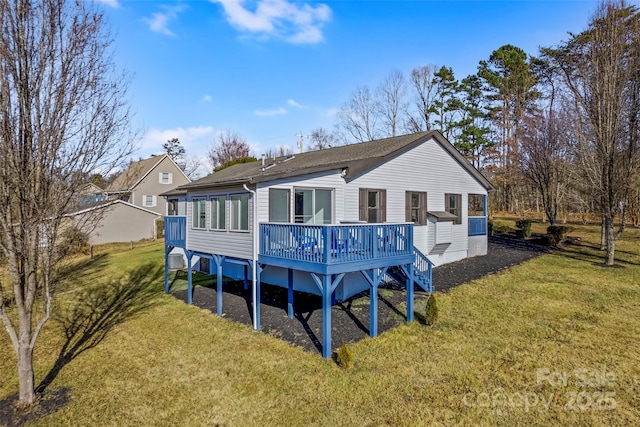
[98,0,604,175]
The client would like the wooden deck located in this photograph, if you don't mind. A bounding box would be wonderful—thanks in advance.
[259,223,415,274]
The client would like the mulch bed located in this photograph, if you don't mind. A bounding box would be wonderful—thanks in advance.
[173,236,549,354]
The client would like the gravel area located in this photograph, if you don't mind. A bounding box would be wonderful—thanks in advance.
[172,236,548,354]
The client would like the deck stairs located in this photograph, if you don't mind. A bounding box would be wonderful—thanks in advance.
[386,246,434,293]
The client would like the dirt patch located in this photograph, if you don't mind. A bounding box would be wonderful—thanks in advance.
[173,236,548,355]
[0,388,70,427]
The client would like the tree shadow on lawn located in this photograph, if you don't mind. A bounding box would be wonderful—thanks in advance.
[0,263,163,426]
[37,263,163,393]
[559,241,638,268]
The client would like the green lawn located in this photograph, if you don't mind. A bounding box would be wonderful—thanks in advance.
[1,226,639,426]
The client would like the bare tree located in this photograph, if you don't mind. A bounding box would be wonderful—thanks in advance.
[335,86,380,143]
[182,156,203,179]
[376,69,407,137]
[519,109,571,225]
[263,145,293,159]
[308,127,339,150]
[406,64,438,132]
[546,0,640,265]
[208,130,254,171]
[0,0,133,408]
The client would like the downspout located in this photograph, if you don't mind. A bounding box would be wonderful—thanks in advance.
[243,183,258,330]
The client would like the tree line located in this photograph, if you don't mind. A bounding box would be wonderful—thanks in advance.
[201,1,639,268]
[329,0,639,267]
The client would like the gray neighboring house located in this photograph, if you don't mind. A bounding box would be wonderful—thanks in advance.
[69,154,190,245]
[105,154,191,215]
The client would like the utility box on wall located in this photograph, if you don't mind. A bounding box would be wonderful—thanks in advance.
[427,211,457,255]
[168,253,184,269]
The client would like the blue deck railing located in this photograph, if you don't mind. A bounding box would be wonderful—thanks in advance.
[164,216,186,247]
[260,223,413,265]
[468,217,487,236]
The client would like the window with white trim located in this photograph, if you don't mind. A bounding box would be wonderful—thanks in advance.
[143,195,156,207]
[293,188,332,224]
[445,193,462,224]
[168,199,178,216]
[159,172,173,184]
[192,198,206,229]
[405,191,427,225]
[359,188,386,223]
[269,188,290,222]
[210,196,226,230]
[230,194,249,231]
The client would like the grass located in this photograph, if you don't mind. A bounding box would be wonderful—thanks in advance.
[1,226,639,425]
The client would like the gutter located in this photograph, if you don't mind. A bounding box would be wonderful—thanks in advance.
[243,183,259,331]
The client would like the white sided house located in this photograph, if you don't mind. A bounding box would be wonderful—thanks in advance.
[164,131,493,358]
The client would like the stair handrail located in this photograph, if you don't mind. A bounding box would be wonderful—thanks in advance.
[413,246,434,293]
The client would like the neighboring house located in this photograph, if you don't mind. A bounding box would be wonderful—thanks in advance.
[68,200,163,245]
[75,182,107,210]
[163,131,493,358]
[106,154,191,216]
[65,154,191,245]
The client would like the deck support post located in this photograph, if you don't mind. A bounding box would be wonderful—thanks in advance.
[212,255,225,317]
[255,264,262,331]
[164,245,172,294]
[186,250,193,304]
[321,274,332,359]
[370,276,379,338]
[406,263,414,322]
[243,264,248,290]
[359,267,387,338]
[287,269,294,319]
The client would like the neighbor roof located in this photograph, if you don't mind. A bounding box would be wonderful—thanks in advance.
[106,154,169,192]
[180,131,494,191]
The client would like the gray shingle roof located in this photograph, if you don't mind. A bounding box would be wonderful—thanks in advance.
[106,155,166,192]
[180,131,493,191]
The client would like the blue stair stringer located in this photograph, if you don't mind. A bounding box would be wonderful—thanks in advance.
[386,246,433,293]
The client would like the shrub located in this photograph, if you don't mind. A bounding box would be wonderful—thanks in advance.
[60,226,89,256]
[335,343,353,369]
[425,294,439,326]
[515,219,532,238]
[493,222,511,235]
[546,225,570,246]
[487,219,494,236]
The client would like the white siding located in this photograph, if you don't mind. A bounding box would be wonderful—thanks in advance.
[256,170,346,223]
[348,138,487,266]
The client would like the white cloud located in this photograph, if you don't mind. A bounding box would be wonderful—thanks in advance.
[254,107,287,117]
[212,0,331,44]
[97,0,120,8]
[142,4,187,36]
[325,107,340,118]
[287,98,302,108]
[140,126,215,158]
[203,94,213,102]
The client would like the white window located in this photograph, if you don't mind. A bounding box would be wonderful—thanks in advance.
[159,172,173,184]
[143,195,156,207]
[230,194,249,231]
[269,188,290,222]
[192,198,206,229]
[445,193,462,225]
[293,188,332,224]
[359,188,386,223]
[210,196,226,230]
